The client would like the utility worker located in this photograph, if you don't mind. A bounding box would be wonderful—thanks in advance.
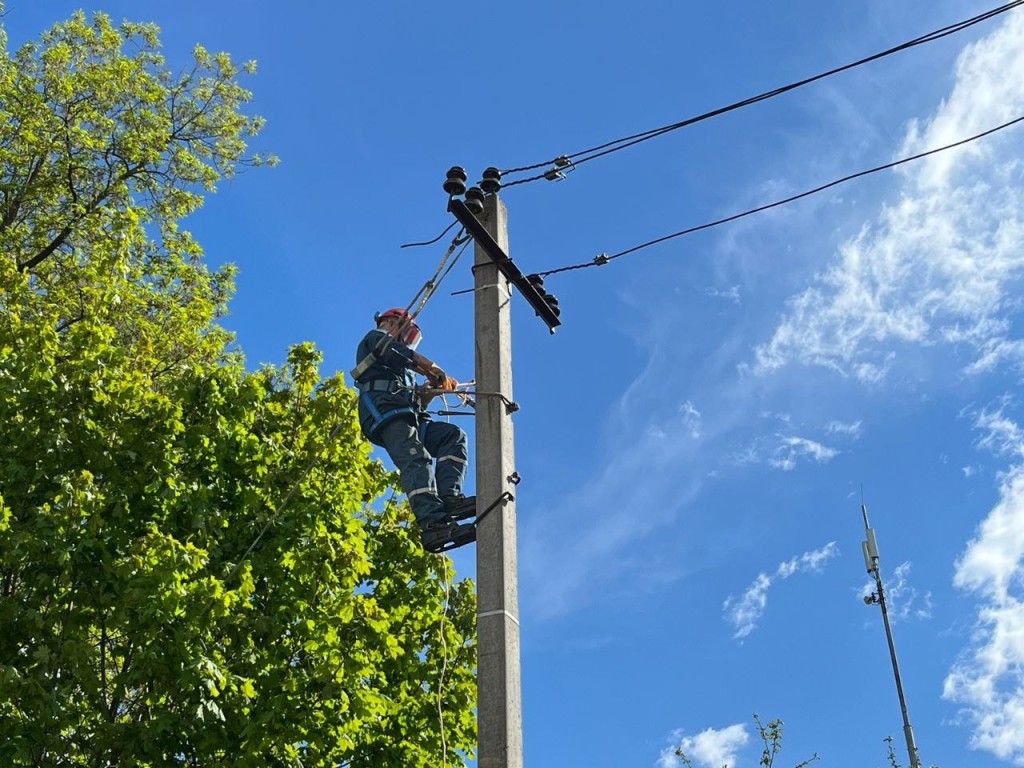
[352,308,476,552]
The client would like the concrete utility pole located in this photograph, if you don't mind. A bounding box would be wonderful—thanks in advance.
[861,504,922,768]
[474,193,524,768]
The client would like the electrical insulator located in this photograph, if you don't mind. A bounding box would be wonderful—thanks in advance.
[464,186,485,215]
[480,166,502,194]
[443,166,468,196]
[545,293,561,318]
[526,274,561,318]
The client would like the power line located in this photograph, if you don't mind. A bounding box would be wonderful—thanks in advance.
[401,220,458,249]
[535,114,1024,278]
[500,1,1024,188]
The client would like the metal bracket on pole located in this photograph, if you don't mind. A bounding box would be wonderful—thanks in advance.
[449,197,562,333]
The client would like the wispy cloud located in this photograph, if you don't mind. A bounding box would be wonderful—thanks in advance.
[705,284,741,304]
[826,419,863,437]
[658,724,749,768]
[943,402,1024,763]
[724,542,838,638]
[752,10,1024,382]
[680,400,702,439]
[973,397,1024,460]
[769,436,838,471]
[726,431,848,471]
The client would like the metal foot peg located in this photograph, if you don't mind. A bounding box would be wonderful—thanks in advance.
[423,521,477,554]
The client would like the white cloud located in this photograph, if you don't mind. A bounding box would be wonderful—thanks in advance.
[753,10,1024,382]
[659,724,750,768]
[680,400,702,439]
[964,337,1024,376]
[974,399,1024,460]
[769,436,838,471]
[705,284,741,304]
[724,573,772,640]
[826,419,863,437]
[944,404,1024,763]
[725,542,838,638]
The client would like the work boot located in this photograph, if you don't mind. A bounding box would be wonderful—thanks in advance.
[421,516,476,553]
[441,494,477,522]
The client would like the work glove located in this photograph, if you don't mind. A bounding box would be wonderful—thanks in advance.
[427,366,446,387]
[425,364,459,391]
[432,369,460,392]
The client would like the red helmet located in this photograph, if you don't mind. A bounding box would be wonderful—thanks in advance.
[375,307,422,349]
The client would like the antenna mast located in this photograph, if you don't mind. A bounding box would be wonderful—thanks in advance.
[861,503,922,768]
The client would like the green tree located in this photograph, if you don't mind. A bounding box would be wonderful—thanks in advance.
[0,10,475,767]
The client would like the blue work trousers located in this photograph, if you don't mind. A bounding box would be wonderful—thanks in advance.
[376,418,468,525]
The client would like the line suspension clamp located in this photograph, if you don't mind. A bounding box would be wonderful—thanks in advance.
[593,253,609,266]
[544,155,575,182]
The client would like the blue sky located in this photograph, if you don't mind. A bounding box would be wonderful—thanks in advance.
[8,1,1024,766]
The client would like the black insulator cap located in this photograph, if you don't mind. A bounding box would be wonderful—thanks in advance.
[464,186,485,215]
[479,166,502,194]
[526,273,544,288]
[545,294,561,317]
[443,166,468,196]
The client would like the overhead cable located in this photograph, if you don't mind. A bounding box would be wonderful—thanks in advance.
[500,0,1024,188]
[535,114,1024,278]
[401,220,458,249]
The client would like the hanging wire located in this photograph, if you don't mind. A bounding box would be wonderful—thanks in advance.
[400,220,459,249]
[436,558,453,768]
[499,0,1024,187]
[401,227,469,323]
[533,113,1024,278]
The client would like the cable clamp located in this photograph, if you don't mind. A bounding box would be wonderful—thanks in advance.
[544,155,575,181]
[593,253,609,266]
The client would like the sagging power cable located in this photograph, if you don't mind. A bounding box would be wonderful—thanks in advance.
[534,113,1024,278]
[405,227,470,317]
[400,220,458,249]
[499,0,1024,188]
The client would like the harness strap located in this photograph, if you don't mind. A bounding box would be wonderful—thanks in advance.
[361,392,415,433]
[359,379,401,394]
